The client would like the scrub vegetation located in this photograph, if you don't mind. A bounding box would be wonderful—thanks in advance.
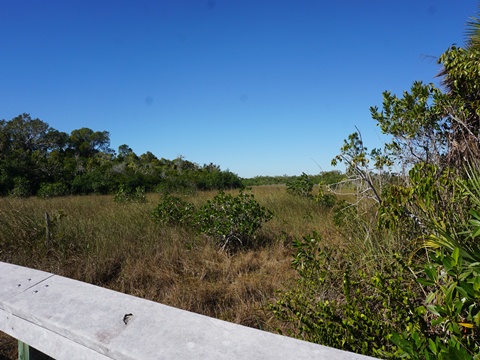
[269,9,480,358]
[0,187,338,359]
[2,6,480,360]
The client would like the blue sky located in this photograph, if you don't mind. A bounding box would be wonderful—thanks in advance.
[0,1,477,178]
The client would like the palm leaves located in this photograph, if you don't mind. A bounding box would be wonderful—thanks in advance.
[466,3,480,51]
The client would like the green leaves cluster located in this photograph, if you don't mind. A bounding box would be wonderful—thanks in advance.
[37,182,70,199]
[331,130,388,204]
[114,184,147,203]
[378,163,458,233]
[242,171,344,187]
[286,172,314,198]
[370,81,447,166]
[152,191,273,251]
[285,173,338,206]
[195,191,273,250]
[393,247,480,359]
[270,234,423,358]
[151,194,196,227]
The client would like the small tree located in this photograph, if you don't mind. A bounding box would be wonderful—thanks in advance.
[195,191,273,251]
[151,191,273,251]
[196,191,273,250]
[331,129,391,205]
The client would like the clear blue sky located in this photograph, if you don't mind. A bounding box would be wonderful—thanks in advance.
[0,1,476,178]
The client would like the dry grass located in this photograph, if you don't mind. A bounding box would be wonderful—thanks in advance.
[0,187,341,358]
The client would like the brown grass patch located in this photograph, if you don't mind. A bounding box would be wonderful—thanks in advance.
[0,186,341,358]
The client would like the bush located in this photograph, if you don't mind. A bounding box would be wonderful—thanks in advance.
[151,194,196,226]
[195,169,244,191]
[114,184,147,203]
[391,209,480,359]
[195,191,273,251]
[37,182,70,198]
[286,173,313,198]
[10,177,32,197]
[270,233,424,358]
[151,190,273,251]
[317,193,336,207]
[314,185,337,207]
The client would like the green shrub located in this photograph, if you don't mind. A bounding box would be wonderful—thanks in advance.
[151,190,273,251]
[391,209,480,359]
[37,182,70,198]
[317,193,336,207]
[270,233,424,358]
[314,183,337,207]
[195,191,273,251]
[332,200,358,227]
[114,184,147,203]
[10,177,32,197]
[151,194,196,226]
[286,173,313,198]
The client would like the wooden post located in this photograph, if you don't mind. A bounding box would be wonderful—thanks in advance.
[18,341,53,360]
[45,212,50,248]
[18,340,29,360]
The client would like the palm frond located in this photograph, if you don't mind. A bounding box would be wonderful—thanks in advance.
[466,8,480,50]
[465,16,480,50]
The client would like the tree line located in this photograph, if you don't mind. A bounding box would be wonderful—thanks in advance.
[242,171,344,187]
[0,114,242,197]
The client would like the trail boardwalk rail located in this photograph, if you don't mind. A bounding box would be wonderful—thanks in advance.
[0,262,377,359]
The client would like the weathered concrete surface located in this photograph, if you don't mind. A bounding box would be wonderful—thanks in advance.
[0,262,378,359]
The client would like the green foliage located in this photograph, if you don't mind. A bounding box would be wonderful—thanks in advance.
[439,45,480,164]
[286,172,313,198]
[71,168,116,195]
[391,166,480,358]
[114,184,147,203]
[393,246,480,358]
[378,163,460,234]
[368,26,480,169]
[37,182,70,199]
[319,170,345,186]
[314,184,337,207]
[194,168,244,191]
[270,234,424,358]
[154,175,196,195]
[151,194,196,226]
[0,114,243,197]
[195,191,273,251]
[370,81,447,167]
[242,171,345,187]
[332,200,357,227]
[68,127,112,158]
[151,190,273,251]
[10,177,32,198]
[331,130,388,204]
[316,193,336,207]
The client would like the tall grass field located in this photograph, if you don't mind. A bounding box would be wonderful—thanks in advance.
[0,186,345,359]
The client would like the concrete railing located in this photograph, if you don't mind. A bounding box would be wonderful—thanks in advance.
[0,262,377,359]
